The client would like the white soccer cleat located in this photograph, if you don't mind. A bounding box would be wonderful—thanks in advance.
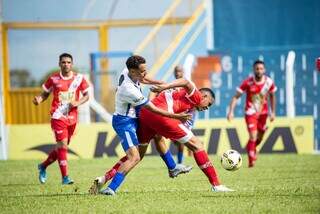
[88,176,105,195]
[212,185,235,192]
[168,164,193,178]
[100,187,116,196]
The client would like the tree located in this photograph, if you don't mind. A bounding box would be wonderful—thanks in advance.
[10,69,37,88]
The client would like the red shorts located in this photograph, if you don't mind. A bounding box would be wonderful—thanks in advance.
[138,108,193,144]
[51,119,76,143]
[245,114,268,133]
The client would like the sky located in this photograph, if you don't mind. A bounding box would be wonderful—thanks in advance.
[3,0,206,84]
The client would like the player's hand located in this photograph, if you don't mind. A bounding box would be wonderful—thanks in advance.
[150,84,168,93]
[32,96,42,105]
[70,100,80,108]
[173,113,192,122]
[270,112,275,122]
[227,111,234,121]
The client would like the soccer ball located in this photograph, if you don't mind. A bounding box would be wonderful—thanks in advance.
[220,149,242,171]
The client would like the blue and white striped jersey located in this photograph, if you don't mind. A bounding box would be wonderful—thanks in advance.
[114,69,149,118]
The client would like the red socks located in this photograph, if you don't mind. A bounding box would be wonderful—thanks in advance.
[193,150,220,186]
[247,140,257,167]
[57,147,68,177]
[104,156,128,183]
[42,149,58,168]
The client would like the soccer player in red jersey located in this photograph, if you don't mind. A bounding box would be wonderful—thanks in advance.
[97,78,234,194]
[33,53,90,184]
[227,60,277,167]
[316,57,320,71]
[150,65,193,164]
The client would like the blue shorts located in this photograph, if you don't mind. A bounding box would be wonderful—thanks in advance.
[112,115,139,152]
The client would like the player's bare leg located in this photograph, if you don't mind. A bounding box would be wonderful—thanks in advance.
[118,147,141,174]
[184,136,234,192]
[247,131,258,167]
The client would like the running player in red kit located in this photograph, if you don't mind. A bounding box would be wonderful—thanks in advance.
[227,60,277,167]
[33,53,90,184]
[316,57,320,71]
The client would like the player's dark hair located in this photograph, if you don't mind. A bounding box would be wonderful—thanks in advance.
[59,53,73,62]
[174,65,181,72]
[199,87,215,100]
[126,55,146,70]
[253,60,264,67]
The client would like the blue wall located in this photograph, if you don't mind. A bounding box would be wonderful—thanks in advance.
[210,0,320,148]
[214,0,320,49]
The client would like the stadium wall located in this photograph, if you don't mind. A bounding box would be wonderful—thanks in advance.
[210,0,320,149]
[213,0,320,49]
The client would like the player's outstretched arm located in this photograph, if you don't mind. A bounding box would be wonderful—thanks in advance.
[150,78,194,94]
[144,102,191,122]
[269,92,276,122]
[141,75,165,85]
[227,91,242,121]
[32,91,50,105]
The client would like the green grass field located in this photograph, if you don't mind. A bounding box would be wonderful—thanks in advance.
[0,154,320,213]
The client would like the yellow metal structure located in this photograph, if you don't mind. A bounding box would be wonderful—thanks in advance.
[1,24,12,123]
[161,4,206,81]
[134,0,182,54]
[147,1,206,79]
[98,25,114,112]
[4,18,188,29]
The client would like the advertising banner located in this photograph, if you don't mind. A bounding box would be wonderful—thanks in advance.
[8,116,314,159]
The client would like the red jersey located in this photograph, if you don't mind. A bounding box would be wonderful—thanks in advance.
[151,87,202,113]
[138,86,201,144]
[42,72,90,124]
[237,75,277,115]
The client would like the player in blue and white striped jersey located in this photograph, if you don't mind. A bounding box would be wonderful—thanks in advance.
[99,55,191,195]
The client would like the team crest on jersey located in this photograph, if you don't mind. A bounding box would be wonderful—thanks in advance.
[252,94,263,103]
[251,93,265,112]
[58,91,75,103]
